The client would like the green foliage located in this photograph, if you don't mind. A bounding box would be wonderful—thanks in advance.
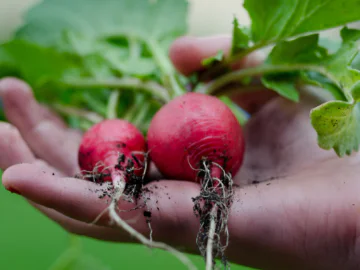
[0,0,190,134]
[311,100,360,156]
[231,18,250,55]
[15,0,188,49]
[202,50,225,67]
[244,0,360,44]
[261,74,299,102]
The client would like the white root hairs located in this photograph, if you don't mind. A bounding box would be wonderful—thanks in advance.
[191,159,234,270]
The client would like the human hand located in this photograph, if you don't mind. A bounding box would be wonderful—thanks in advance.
[2,35,360,270]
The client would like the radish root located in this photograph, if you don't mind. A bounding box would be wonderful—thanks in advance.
[192,159,234,270]
[206,206,217,270]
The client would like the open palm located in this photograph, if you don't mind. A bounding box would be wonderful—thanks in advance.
[2,35,360,270]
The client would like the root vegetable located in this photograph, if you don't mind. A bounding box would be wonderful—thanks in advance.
[147,92,245,269]
[78,119,146,185]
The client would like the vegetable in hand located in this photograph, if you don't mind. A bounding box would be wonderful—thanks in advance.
[78,119,146,185]
[147,92,245,181]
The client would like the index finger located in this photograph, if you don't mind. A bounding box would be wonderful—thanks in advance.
[169,35,264,76]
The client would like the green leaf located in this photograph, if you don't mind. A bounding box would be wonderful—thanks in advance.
[231,17,250,55]
[319,37,341,53]
[0,40,78,88]
[16,0,188,49]
[261,74,299,102]
[267,34,328,64]
[14,0,189,98]
[202,50,224,67]
[322,27,360,94]
[264,27,360,100]
[310,100,360,156]
[244,0,360,44]
[351,81,360,102]
[300,71,346,101]
[352,53,360,70]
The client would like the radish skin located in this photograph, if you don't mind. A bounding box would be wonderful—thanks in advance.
[147,92,245,182]
[78,119,146,183]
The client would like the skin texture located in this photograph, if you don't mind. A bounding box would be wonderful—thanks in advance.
[2,35,360,270]
[78,119,146,181]
[147,92,245,180]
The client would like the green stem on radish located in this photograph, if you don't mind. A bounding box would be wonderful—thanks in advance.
[147,38,186,98]
[205,64,337,96]
[63,77,170,104]
[53,103,104,123]
[81,92,108,117]
[123,94,146,123]
[129,36,141,60]
[79,120,93,131]
[106,90,120,119]
[133,101,150,128]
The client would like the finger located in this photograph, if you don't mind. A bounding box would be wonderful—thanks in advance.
[2,163,201,251]
[169,35,264,76]
[39,105,67,129]
[30,202,127,242]
[0,78,80,175]
[170,35,232,76]
[0,122,35,170]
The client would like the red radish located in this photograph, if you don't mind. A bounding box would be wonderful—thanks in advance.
[147,92,245,267]
[78,119,147,185]
[147,92,245,182]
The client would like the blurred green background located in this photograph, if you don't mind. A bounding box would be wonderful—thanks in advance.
[0,1,255,269]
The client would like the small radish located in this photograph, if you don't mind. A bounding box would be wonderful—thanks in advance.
[78,119,146,183]
[78,119,147,206]
[147,92,245,268]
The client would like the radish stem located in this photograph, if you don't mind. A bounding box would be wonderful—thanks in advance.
[106,90,120,119]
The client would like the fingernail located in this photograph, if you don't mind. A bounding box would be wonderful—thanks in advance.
[6,186,21,195]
